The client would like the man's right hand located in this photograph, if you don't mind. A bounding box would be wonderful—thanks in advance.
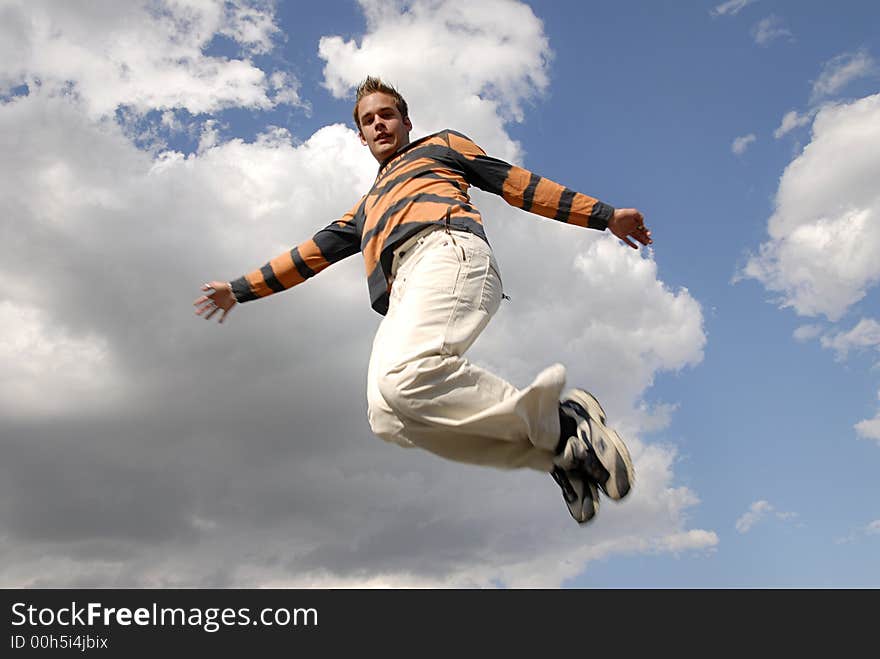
[193,281,237,324]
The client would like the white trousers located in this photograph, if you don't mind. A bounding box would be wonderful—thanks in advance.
[366,227,565,472]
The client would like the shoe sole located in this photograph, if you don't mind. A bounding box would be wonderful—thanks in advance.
[562,389,635,500]
[551,466,599,524]
[578,479,600,524]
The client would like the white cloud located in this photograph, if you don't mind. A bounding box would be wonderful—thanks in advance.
[820,318,880,361]
[568,239,706,386]
[732,133,757,155]
[0,0,302,120]
[855,392,880,446]
[736,500,797,533]
[812,49,877,101]
[652,530,719,554]
[736,500,773,533]
[470,227,706,413]
[216,0,281,54]
[0,0,712,587]
[835,518,880,544]
[269,70,308,110]
[755,90,880,446]
[197,118,221,152]
[856,415,880,439]
[793,324,823,342]
[710,0,757,17]
[319,0,551,157]
[741,93,880,322]
[774,110,813,139]
[855,417,880,444]
[160,110,184,133]
[751,15,792,46]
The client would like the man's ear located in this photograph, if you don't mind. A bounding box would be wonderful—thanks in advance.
[358,130,368,146]
[403,116,412,132]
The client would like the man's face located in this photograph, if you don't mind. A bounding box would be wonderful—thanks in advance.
[357,92,412,163]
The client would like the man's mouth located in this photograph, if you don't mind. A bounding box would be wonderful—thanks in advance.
[376,134,391,143]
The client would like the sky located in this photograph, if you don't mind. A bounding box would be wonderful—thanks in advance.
[0,0,878,588]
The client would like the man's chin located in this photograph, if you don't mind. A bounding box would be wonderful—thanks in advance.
[372,143,396,160]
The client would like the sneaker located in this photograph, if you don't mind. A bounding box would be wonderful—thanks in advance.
[551,465,599,524]
[560,389,634,500]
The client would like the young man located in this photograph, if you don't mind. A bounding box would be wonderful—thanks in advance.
[194,77,652,524]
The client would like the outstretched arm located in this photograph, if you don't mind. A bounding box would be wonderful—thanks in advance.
[446,131,652,248]
[193,202,362,324]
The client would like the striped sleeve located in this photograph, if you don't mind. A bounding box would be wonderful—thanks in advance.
[229,201,362,303]
[445,131,614,231]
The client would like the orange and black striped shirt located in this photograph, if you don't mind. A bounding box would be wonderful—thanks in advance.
[230,129,614,315]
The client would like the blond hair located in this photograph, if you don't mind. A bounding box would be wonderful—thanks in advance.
[352,76,409,131]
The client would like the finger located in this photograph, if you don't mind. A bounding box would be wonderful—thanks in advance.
[205,306,220,320]
[193,296,208,306]
[196,299,219,315]
[219,307,230,324]
[632,223,650,238]
[623,236,638,249]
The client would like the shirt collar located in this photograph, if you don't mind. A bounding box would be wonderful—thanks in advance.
[376,133,432,176]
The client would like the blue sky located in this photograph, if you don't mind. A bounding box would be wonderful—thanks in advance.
[1,0,878,587]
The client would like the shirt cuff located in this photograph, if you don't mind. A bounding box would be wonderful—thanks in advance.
[589,201,614,231]
[230,277,255,303]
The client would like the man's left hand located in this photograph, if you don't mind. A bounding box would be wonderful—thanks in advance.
[608,208,652,249]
